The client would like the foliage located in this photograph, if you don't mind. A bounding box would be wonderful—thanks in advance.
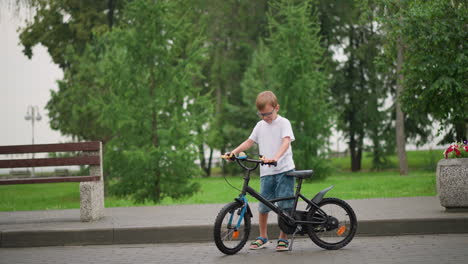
[377,0,467,143]
[47,44,114,143]
[317,0,395,171]
[18,0,127,144]
[79,0,210,203]
[19,0,125,69]
[239,39,278,145]
[249,0,334,177]
[200,0,269,175]
[398,0,468,142]
[15,0,466,201]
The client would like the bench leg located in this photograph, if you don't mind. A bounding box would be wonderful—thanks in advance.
[80,180,104,222]
[80,148,105,222]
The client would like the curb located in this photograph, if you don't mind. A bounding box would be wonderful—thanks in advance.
[2,217,468,248]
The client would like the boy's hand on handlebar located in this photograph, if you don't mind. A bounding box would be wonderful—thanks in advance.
[221,152,236,161]
[260,156,277,166]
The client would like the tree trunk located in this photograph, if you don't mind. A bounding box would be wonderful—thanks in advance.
[466,122,468,141]
[349,124,362,172]
[347,25,362,172]
[396,34,408,176]
[107,0,115,29]
[150,66,161,201]
[199,142,207,177]
[206,148,213,177]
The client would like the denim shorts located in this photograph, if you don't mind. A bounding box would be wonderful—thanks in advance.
[258,170,295,214]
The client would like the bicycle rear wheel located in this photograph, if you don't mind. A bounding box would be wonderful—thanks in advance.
[214,201,251,255]
[307,198,357,250]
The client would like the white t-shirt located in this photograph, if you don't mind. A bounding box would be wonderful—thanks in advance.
[249,115,295,176]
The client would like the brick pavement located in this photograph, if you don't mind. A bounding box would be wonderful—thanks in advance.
[1,234,467,264]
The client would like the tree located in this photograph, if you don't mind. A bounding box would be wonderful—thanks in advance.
[399,0,468,143]
[19,0,125,69]
[373,0,409,174]
[81,0,210,202]
[376,0,468,174]
[320,0,394,171]
[246,0,333,176]
[197,0,269,175]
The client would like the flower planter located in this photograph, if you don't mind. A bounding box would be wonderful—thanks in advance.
[436,158,468,209]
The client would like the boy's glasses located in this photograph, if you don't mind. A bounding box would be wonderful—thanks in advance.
[257,109,275,117]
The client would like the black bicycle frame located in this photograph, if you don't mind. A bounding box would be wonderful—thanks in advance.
[238,160,327,226]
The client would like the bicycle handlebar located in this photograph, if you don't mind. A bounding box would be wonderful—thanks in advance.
[221,154,278,167]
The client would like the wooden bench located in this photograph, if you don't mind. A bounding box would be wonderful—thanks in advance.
[0,142,104,221]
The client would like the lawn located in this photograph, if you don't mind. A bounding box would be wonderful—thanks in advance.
[0,170,436,211]
[331,149,443,171]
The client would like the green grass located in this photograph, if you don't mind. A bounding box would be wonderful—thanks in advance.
[331,149,443,171]
[0,170,436,211]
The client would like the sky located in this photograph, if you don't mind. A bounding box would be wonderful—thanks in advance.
[1,8,69,148]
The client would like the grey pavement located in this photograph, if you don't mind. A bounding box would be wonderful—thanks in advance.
[1,234,468,264]
[1,196,468,247]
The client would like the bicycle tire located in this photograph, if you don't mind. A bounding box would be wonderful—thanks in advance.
[214,201,251,255]
[307,197,357,250]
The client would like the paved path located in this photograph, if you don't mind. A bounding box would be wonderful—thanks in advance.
[1,196,468,247]
[1,234,467,264]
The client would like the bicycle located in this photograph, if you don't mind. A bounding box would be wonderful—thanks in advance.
[214,153,357,255]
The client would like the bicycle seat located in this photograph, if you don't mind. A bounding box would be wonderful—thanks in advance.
[286,170,313,179]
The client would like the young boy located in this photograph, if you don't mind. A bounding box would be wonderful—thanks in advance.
[225,91,295,251]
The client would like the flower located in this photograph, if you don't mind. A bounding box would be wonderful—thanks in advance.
[444,141,468,159]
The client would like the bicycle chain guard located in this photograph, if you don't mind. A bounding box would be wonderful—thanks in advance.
[278,210,308,235]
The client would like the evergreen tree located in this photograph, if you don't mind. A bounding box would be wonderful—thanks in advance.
[88,0,210,202]
[240,40,279,131]
[245,0,334,176]
[199,0,269,175]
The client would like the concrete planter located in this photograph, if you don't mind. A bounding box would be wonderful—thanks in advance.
[436,158,468,209]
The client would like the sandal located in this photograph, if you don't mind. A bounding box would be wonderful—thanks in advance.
[250,236,268,250]
[276,239,289,251]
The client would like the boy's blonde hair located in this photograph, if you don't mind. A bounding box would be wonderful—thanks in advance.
[256,91,278,110]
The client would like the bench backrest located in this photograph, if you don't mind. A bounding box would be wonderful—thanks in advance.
[0,142,102,185]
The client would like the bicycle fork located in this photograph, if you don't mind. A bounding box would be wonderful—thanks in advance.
[227,196,249,238]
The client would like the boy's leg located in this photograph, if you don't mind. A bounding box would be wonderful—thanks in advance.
[259,212,269,238]
[250,175,275,249]
[279,231,287,239]
[275,171,295,250]
[258,175,275,237]
[250,213,269,249]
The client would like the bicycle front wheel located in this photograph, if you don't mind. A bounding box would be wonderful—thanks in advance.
[214,201,251,255]
[307,198,357,250]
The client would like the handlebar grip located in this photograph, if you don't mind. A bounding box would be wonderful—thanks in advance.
[261,161,277,166]
[221,154,236,161]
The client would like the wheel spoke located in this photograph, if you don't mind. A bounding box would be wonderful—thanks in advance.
[221,229,235,241]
